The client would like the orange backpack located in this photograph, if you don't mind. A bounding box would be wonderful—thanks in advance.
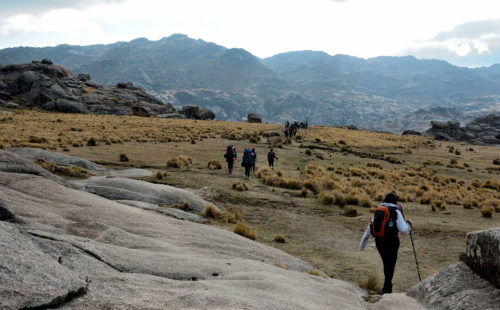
[370,205,397,237]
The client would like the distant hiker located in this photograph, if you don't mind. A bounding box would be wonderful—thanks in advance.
[267,148,278,168]
[305,121,308,130]
[359,192,412,295]
[284,128,289,138]
[250,148,257,174]
[285,121,290,129]
[241,148,253,180]
[224,145,237,174]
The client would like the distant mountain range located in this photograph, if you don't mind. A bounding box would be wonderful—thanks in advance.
[1,34,499,132]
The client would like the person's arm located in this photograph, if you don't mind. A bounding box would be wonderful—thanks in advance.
[396,210,411,234]
[359,223,371,251]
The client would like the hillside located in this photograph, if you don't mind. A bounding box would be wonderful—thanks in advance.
[1,34,500,130]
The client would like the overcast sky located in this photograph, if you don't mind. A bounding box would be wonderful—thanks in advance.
[1,0,500,67]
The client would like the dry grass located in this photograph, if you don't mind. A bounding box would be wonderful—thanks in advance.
[119,153,129,162]
[207,159,222,170]
[167,156,192,168]
[358,273,380,293]
[36,158,91,178]
[232,182,249,191]
[234,222,256,240]
[274,234,287,243]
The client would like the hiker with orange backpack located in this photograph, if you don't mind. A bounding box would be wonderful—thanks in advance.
[359,192,412,294]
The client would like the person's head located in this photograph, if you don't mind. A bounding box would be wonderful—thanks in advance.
[383,192,399,204]
[251,148,255,151]
[270,148,273,152]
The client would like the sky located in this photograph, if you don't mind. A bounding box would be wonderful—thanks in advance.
[1,0,500,67]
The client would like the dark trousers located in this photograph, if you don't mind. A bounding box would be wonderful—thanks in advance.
[268,159,274,167]
[227,160,234,173]
[375,236,400,291]
[244,165,251,178]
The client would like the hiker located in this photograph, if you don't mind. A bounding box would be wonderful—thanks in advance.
[224,145,237,174]
[250,148,257,174]
[284,128,289,138]
[267,148,278,168]
[359,192,412,295]
[241,148,252,180]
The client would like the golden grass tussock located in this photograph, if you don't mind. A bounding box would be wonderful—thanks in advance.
[308,269,321,276]
[481,206,494,218]
[232,182,249,191]
[167,155,192,168]
[343,205,358,217]
[319,191,335,205]
[207,159,222,170]
[119,153,129,162]
[205,205,221,219]
[274,234,287,243]
[234,222,256,240]
[358,273,380,293]
[155,171,168,179]
[36,158,91,178]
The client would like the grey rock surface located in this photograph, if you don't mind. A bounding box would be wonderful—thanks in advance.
[463,228,500,288]
[181,104,216,120]
[426,114,500,144]
[117,199,205,222]
[73,176,217,213]
[0,150,67,185]
[106,168,153,178]
[0,171,393,310]
[407,262,500,310]
[8,147,105,173]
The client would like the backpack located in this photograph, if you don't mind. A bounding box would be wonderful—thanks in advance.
[267,151,274,160]
[242,149,252,164]
[224,145,236,160]
[370,205,398,237]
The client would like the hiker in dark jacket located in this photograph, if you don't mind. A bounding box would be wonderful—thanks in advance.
[250,148,257,174]
[241,148,252,180]
[224,145,237,174]
[267,148,278,168]
[359,192,412,294]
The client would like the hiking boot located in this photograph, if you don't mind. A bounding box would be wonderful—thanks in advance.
[379,286,392,295]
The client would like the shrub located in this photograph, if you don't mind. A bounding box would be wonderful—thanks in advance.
[431,200,446,211]
[308,269,321,276]
[319,191,335,205]
[358,273,380,293]
[207,159,222,170]
[450,159,458,165]
[167,156,192,168]
[360,197,374,208]
[86,137,98,146]
[366,162,382,169]
[205,205,221,219]
[345,193,359,205]
[29,136,47,144]
[455,150,461,155]
[304,180,320,194]
[119,153,129,162]
[462,201,473,209]
[180,202,190,211]
[481,206,493,218]
[334,191,346,207]
[274,234,286,243]
[344,205,358,217]
[300,187,309,197]
[234,222,256,240]
[493,158,500,165]
[156,171,167,179]
[232,182,249,191]
[305,149,312,156]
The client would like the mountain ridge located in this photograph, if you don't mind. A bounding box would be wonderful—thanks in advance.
[1,34,499,131]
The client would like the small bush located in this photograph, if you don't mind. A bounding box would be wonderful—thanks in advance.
[205,205,221,219]
[274,234,287,243]
[360,198,374,208]
[334,191,346,207]
[232,182,249,191]
[319,191,335,205]
[344,205,358,217]
[234,222,256,240]
[86,137,98,146]
[249,136,259,143]
[462,201,473,209]
[180,202,190,211]
[305,149,312,156]
[300,187,309,197]
[119,153,129,162]
[29,136,47,144]
[156,171,167,179]
[431,200,446,211]
[308,269,321,276]
[167,156,192,168]
[481,206,493,218]
[358,273,380,293]
[207,159,222,170]
[345,193,359,205]
[455,150,461,155]
[493,158,500,165]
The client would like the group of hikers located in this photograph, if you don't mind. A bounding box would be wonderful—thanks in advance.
[224,145,278,180]
[284,120,308,138]
[223,140,415,295]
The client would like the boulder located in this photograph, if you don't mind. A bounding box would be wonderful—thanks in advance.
[433,132,454,141]
[41,58,53,65]
[6,101,18,109]
[131,106,151,117]
[430,121,448,129]
[116,82,138,90]
[181,105,215,120]
[43,99,88,114]
[462,228,500,288]
[247,112,262,123]
[482,135,500,143]
[447,120,460,129]
[77,73,91,81]
[401,130,421,136]
[407,262,500,310]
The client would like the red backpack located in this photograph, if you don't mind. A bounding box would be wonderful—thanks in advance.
[370,205,398,237]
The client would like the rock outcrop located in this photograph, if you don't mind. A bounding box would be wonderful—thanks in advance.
[247,112,262,123]
[425,114,500,144]
[0,60,176,116]
[180,104,216,120]
[408,227,500,309]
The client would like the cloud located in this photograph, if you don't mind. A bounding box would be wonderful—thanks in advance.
[401,18,500,67]
[0,0,125,18]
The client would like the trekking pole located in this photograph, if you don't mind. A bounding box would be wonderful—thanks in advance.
[409,231,421,281]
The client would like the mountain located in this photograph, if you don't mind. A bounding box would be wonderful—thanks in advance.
[1,34,499,131]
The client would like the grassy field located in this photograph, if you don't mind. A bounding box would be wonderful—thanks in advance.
[2,109,499,292]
